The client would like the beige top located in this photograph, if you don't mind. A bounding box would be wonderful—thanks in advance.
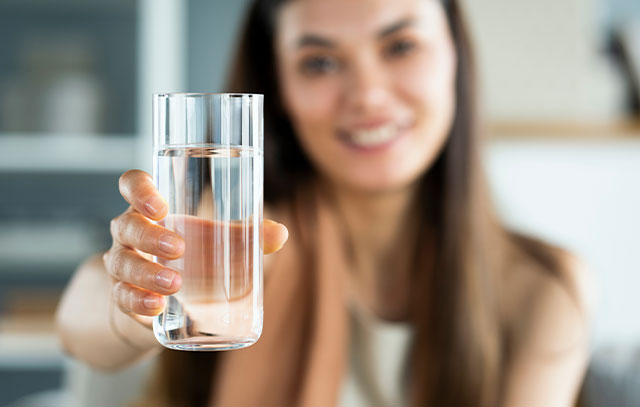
[339,301,414,407]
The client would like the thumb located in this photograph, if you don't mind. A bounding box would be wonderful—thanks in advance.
[264,219,289,254]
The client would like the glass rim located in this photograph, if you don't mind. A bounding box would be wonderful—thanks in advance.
[153,92,263,98]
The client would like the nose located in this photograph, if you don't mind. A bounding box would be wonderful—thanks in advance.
[344,53,391,115]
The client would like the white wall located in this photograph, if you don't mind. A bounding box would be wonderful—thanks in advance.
[462,0,626,122]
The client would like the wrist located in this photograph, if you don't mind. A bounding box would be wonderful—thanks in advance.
[109,297,160,352]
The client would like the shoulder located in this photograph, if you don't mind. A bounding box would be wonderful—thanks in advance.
[500,242,596,407]
[502,240,595,355]
[557,252,597,317]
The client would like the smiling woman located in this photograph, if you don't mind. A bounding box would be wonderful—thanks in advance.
[276,0,456,192]
[55,0,591,406]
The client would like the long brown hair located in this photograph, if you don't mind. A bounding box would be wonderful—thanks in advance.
[145,0,572,405]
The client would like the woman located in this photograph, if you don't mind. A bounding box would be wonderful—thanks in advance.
[56,0,592,405]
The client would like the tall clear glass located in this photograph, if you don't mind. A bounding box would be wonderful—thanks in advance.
[151,93,263,351]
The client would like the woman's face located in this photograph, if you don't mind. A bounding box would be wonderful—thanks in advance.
[276,0,457,193]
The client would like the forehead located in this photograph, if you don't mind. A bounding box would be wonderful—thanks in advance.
[277,0,439,42]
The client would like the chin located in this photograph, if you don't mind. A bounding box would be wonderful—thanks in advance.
[339,170,423,194]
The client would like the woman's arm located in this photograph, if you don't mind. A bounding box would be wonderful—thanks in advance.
[501,255,595,407]
[55,254,161,371]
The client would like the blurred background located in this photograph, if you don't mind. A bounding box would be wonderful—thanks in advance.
[0,0,638,405]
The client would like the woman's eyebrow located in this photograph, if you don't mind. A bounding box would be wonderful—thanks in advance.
[377,17,415,38]
[294,17,415,49]
[296,35,335,49]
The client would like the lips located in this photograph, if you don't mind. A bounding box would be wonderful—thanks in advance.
[339,120,413,150]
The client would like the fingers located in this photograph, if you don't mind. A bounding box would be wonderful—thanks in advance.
[119,170,168,221]
[264,219,289,255]
[104,248,181,295]
[110,211,185,259]
[112,281,166,316]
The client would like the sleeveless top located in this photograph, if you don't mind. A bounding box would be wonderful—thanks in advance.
[338,300,414,407]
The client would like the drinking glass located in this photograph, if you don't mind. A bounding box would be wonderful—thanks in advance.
[152,93,264,351]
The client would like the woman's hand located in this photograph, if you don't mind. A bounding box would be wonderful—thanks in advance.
[103,170,289,322]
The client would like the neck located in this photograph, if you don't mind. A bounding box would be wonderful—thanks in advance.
[322,179,421,320]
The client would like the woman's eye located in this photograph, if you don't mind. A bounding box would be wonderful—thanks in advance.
[385,39,417,58]
[299,55,340,76]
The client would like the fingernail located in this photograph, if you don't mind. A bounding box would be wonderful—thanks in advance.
[143,296,162,310]
[159,234,183,254]
[155,269,176,289]
[145,196,165,217]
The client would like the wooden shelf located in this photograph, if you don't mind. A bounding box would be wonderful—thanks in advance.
[0,312,63,370]
[488,120,640,139]
[0,332,63,369]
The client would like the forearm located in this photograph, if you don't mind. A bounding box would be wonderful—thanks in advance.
[55,254,161,371]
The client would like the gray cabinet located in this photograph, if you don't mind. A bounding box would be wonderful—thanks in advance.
[0,1,186,405]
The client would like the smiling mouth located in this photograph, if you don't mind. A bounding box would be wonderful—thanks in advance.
[339,121,412,150]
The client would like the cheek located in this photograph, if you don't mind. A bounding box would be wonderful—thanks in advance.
[397,48,456,114]
[392,44,457,183]
[394,39,457,114]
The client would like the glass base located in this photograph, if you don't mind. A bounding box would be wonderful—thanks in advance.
[159,336,257,351]
[153,296,263,351]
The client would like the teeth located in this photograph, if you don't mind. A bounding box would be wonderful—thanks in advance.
[348,124,397,147]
